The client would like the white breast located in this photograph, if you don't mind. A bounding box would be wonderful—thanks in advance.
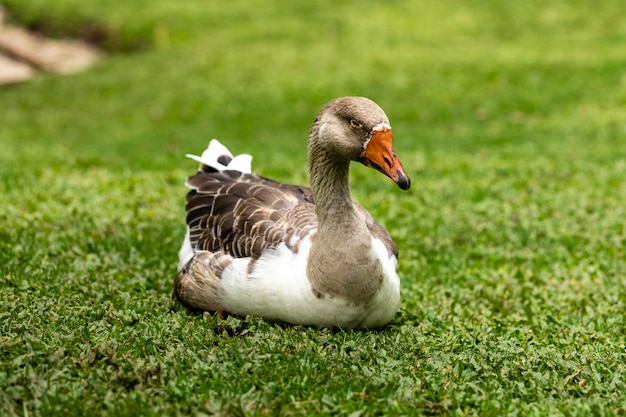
[216,234,400,329]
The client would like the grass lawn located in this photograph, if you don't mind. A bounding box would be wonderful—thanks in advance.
[1,0,625,415]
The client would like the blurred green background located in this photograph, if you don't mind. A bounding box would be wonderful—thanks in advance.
[1,0,625,415]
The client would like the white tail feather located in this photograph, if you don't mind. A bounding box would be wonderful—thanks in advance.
[186,139,253,173]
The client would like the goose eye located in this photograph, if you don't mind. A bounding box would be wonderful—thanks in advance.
[349,119,362,129]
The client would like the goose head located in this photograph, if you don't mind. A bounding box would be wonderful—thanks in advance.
[311,96,411,190]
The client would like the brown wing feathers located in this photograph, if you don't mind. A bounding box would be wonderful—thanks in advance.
[185,170,318,259]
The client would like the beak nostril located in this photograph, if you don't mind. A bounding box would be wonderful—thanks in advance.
[382,156,393,169]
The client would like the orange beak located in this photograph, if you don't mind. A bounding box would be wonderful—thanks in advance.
[362,127,410,190]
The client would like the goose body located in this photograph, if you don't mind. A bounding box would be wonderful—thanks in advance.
[173,97,410,329]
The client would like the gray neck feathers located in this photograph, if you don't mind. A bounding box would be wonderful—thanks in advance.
[305,122,384,304]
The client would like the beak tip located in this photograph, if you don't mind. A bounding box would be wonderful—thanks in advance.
[396,171,411,190]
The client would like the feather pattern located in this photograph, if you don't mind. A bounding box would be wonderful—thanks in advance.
[185,170,318,259]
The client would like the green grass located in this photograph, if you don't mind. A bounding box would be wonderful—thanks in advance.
[1,0,625,415]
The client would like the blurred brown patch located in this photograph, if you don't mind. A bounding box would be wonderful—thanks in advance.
[0,7,103,85]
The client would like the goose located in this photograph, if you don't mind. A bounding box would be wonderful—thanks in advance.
[173,96,410,329]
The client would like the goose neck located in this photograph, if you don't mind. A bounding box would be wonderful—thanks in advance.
[307,142,358,228]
